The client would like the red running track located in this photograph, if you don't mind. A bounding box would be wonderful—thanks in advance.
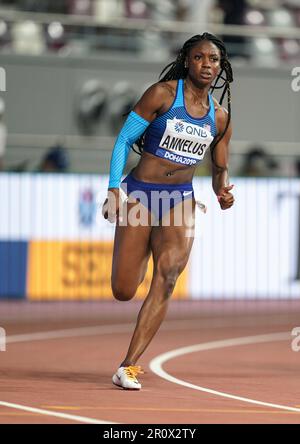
[0,300,300,424]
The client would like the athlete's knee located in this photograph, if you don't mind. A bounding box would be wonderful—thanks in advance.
[159,269,178,299]
[156,250,187,278]
[111,281,135,301]
[155,253,186,298]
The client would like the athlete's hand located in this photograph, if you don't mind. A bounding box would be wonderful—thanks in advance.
[102,188,120,223]
[217,184,235,210]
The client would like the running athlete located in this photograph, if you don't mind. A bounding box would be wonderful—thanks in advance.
[102,33,235,390]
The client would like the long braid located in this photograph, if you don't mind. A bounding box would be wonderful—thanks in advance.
[133,32,234,169]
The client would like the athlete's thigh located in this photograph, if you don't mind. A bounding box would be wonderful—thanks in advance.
[112,201,152,288]
[151,198,196,268]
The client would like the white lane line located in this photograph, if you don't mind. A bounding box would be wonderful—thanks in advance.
[5,320,233,344]
[6,316,297,345]
[6,324,134,344]
[4,320,234,344]
[6,321,208,344]
[0,401,116,424]
[149,331,300,414]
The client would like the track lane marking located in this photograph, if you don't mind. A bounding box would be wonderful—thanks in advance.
[0,401,116,424]
[41,405,300,414]
[5,316,297,344]
[2,324,298,422]
[149,332,300,414]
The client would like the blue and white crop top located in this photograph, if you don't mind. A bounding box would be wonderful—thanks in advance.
[143,78,217,166]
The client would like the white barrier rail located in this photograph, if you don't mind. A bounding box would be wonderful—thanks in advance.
[1,8,300,39]
[0,174,299,298]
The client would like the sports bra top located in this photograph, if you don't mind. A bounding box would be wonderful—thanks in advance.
[143,78,217,166]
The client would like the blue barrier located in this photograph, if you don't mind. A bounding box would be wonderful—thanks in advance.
[0,241,27,299]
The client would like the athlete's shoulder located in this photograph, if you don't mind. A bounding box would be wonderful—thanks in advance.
[137,81,175,105]
[146,80,178,100]
[210,96,232,138]
[134,81,178,119]
[212,96,229,127]
[159,80,178,96]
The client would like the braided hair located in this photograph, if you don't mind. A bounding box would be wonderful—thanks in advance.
[132,32,233,170]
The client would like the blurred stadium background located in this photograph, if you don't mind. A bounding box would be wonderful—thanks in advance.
[0,0,300,311]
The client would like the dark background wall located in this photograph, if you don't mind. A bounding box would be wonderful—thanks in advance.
[1,52,298,142]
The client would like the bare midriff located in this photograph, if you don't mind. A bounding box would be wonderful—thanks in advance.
[132,151,198,184]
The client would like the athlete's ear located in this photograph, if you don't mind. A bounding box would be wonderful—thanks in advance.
[184,57,188,69]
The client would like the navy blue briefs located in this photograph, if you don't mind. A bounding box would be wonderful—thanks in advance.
[120,170,194,223]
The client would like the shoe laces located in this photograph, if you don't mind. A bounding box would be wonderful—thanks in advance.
[124,366,144,381]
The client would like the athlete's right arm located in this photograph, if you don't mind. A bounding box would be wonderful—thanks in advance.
[107,83,168,189]
[102,83,169,222]
[108,82,170,189]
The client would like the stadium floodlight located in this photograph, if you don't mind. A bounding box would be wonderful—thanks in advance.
[268,8,296,27]
[47,22,64,40]
[0,20,8,38]
[11,20,46,55]
[245,10,266,26]
[250,36,279,66]
[281,39,300,59]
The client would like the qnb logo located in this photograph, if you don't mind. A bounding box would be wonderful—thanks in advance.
[174,121,184,133]
[186,125,208,138]
[0,67,6,92]
[291,67,300,92]
[0,327,6,351]
[291,327,300,352]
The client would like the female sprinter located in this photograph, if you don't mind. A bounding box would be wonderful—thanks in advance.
[102,33,235,390]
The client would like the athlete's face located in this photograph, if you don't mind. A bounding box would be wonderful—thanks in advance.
[186,40,221,85]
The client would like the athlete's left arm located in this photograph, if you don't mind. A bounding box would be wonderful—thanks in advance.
[211,108,235,210]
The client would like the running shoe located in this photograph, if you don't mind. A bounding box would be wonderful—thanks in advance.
[112,366,144,390]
